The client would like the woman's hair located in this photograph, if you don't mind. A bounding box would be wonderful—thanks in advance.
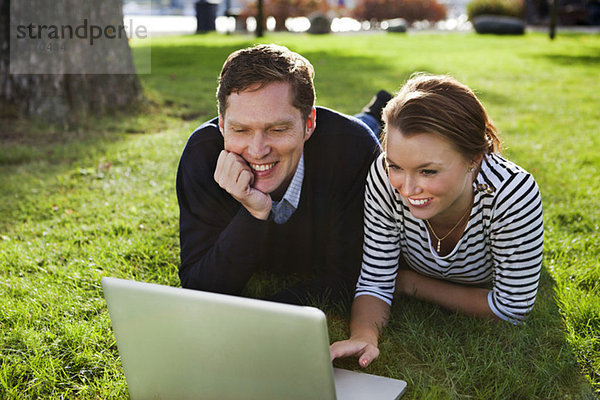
[217,44,315,121]
[382,74,502,160]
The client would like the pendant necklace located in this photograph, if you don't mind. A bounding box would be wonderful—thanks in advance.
[426,206,471,253]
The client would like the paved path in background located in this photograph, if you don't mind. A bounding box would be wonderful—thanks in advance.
[126,15,197,36]
[125,15,600,37]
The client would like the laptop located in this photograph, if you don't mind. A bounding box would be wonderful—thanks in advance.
[102,277,407,400]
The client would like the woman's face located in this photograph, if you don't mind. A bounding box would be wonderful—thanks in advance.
[385,128,476,224]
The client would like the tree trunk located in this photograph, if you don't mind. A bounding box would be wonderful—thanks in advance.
[549,0,558,39]
[274,16,287,31]
[256,0,265,37]
[0,0,143,124]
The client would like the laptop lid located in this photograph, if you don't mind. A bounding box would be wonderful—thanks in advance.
[102,277,406,400]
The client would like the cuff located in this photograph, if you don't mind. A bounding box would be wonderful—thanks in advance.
[487,291,521,326]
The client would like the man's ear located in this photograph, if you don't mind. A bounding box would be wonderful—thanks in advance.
[304,107,316,141]
[218,112,224,136]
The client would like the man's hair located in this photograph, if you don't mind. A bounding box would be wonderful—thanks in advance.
[382,74,502,160]
[217,44,316,121]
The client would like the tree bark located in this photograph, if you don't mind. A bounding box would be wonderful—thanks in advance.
[549,0,558,39]
[256,0,265,37]
[0,0,143,124]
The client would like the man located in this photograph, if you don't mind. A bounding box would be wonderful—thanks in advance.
[176,44,380,306]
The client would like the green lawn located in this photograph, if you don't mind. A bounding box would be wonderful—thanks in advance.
[1,31,599,399]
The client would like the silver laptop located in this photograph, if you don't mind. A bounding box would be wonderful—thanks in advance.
[102,277,407,400]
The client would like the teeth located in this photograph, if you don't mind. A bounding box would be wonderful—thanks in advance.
[250,162,275,172]
[408,198,429,206]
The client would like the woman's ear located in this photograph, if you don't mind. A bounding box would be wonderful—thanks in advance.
[469,154,484,172]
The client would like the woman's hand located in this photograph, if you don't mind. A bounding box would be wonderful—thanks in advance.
[330,336,380,368]
[330,295,390,367]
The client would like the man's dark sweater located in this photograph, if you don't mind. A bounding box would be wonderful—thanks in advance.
[176,107,380,305]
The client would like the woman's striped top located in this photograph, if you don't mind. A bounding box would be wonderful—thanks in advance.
[355,152,544,324]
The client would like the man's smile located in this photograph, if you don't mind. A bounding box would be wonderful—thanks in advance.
[250,162,277,172]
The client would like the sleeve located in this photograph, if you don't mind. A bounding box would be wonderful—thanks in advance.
[176,137,269,295]
[354,154,402,305]
[303,123,380,305]
[487,172,544,324]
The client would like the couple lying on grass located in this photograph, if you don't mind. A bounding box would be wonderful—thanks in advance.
[176,44,543,367]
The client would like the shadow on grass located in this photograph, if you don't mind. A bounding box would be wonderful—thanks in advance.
[331,268,595,399]
[1,36,595,398]
[0,42,251,231]
[533,50,600,66]
[474,89,513,107]
[0,39,438,232]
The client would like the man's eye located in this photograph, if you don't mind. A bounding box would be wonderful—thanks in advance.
[271,127,287,133]
[422,169,437,175]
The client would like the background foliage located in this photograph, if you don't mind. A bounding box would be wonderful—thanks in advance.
[467,0,525,20]
[240,0,331,30]
[352,0,447,23]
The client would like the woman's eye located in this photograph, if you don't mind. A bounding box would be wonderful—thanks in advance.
[422,169,437,175]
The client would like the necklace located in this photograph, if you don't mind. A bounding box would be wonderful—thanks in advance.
[425,206,471,253]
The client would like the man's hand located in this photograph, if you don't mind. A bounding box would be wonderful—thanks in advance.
[214,150,272,220]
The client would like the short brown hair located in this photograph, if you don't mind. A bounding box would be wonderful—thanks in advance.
[382,74,502,160]
[217,44,315,121]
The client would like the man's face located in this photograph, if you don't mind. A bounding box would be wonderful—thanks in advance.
[219,81,315,200]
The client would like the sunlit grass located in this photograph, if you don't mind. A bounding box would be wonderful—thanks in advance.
[1,31,598,399]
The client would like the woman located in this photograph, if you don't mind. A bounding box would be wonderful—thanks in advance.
[330,74,543,368]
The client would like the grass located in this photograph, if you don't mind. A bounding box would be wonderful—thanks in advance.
[1,31,599,399]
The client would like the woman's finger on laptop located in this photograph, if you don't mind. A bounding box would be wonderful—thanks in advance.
[329,339,380,367]
[357,343,380,368]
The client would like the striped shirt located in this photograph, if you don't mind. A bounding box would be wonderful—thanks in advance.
[355,152,544,324]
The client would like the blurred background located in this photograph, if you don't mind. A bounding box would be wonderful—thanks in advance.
[122,0,600,35]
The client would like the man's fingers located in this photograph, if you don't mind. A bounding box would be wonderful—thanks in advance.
[237,169,254,189]
[215,150,241,187]
[214,150,228,185]
[214,150,251,193]
[213,150,271,219]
